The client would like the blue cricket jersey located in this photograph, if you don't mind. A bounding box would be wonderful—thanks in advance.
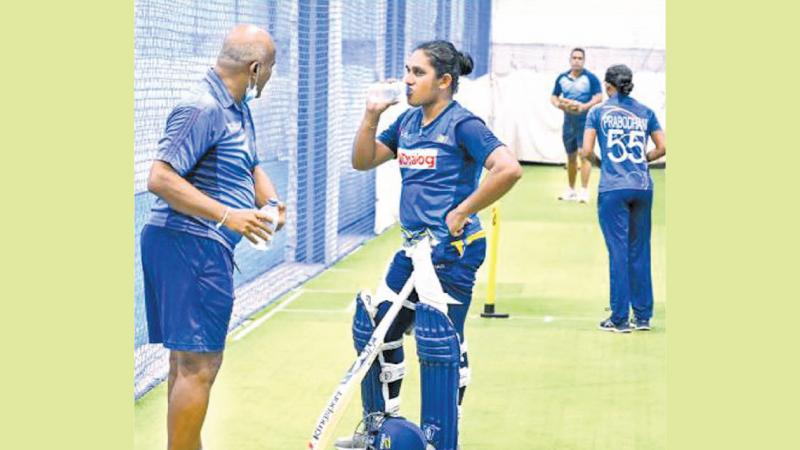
[585,94,662,192]
[378,101,504,241]
[552,69,602,125]
[148,68,261,253]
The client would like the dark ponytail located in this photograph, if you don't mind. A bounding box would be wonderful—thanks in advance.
[415,40,473,93]
[605,64,634,96]
[457,51,474,77]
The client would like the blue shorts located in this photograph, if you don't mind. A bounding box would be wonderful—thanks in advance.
[141,224,235,352]
[562,115,587,154]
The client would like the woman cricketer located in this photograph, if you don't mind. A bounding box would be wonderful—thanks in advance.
[580,64,667,333]
[338,40,522,450]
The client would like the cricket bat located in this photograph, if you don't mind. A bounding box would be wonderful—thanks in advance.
[307,273,417,449]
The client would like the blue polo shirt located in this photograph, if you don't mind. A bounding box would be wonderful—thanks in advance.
[148,68,260,253]
[585,94,662,192]
[378,101,504,241]
[552,69,602,124]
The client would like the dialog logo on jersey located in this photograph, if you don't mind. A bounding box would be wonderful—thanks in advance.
[397,148,438,170]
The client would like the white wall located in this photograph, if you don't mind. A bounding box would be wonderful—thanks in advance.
[493,0,666,50]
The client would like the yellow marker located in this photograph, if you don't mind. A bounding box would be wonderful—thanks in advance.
[481,205,509,318]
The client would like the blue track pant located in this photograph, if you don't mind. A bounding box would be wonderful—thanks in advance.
[597,189,654,325]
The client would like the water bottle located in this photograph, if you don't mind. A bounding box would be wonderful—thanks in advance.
[250,199,280,251]
[367,80,404,104]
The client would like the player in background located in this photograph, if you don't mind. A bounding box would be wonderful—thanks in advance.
[338,40,522,450]
[580,64,666,333]
[551,48,603,203]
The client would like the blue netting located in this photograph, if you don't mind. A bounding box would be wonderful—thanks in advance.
[133,0,491,400]
[382,0,491,79]
[461,0,491,78]
[384,0,405,78]
[435,0,452,41]
[336,0,379,237]
[295,0,330,264]
[405,0,437,52]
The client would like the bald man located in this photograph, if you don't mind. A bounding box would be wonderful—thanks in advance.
[142,24,285,450]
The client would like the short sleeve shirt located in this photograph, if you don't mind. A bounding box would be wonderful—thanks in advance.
[552,69,602,124]
[148,68,261,252]
[585,95,662,192]
[378,101,504,240]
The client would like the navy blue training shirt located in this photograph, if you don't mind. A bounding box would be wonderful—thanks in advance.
[378,101,504,241]
[148,68,261,253]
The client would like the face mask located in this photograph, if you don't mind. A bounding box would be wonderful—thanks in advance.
[243,65,260,104]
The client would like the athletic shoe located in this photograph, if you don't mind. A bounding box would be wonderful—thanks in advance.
[576,188,590,203]
[631,318,651,331]
[334,433,368,450]
[598,318,631,333]
[558,188,577,201]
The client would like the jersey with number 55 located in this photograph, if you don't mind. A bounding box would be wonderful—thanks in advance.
[586,95,662,193]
